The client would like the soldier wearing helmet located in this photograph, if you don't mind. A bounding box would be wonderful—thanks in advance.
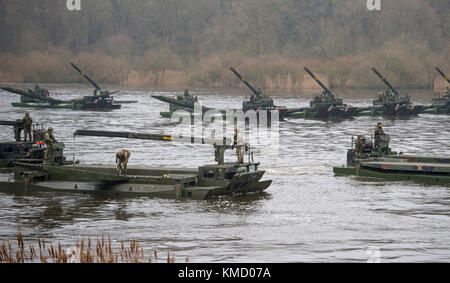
[21,112,33,142]
[44,127,56,162]
[354,135,365,158]
[374,122,385,149]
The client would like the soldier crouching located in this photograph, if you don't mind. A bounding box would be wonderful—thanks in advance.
[116,149,131,175]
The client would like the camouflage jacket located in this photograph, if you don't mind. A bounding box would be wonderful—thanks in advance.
[45,131,55,143]
[374,126,385,137]
[22,116,32,128]
[116,150,131,162]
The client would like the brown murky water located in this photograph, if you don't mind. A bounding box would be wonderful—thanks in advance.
[0,85,449,262]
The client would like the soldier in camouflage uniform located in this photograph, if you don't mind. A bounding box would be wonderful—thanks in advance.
[374,122,385,149]
[116,149,131,175]
[354,135,364,158]
[44,127,56,162]
[21,112,33,142]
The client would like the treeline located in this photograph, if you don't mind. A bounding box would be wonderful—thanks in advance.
[0,0,448,90]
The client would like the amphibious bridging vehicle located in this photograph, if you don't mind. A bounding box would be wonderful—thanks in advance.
[0,130,272,200]
[356,68,424,117]
[0,63,132,111]
[286,67,359,119]
[333,132,450,184]
[230,67,300,121]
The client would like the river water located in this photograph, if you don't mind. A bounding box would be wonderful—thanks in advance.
[0,85,449,262]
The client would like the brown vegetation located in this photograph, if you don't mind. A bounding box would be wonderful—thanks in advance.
[0,231,180,263]
[1,42,447,91]
[0,0,448,90]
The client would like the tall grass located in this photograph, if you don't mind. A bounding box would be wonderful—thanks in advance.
[0,231,181,263]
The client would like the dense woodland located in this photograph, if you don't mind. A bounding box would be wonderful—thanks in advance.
[0,0,448,90]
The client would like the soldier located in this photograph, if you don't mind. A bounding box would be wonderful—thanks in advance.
[21,112,33,142]
[34,83,49,97]
[116,149,131,175]
[13,120,23,142]
[354,135,364,158]
[374,122,385,149]
[44,127,56,162]
[233,128,244,164]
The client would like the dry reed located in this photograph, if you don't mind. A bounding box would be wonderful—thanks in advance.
[0,231,181,263]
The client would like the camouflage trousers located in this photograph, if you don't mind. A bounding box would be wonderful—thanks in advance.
[44,143,53,161]
[117,159,129,175]
[236,146,244,164]
[23,127,32,142]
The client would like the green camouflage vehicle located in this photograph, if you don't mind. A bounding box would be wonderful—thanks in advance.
[356,68,425,117]
[0,119,67,168]
[13,84,50,103]
[286,67,359,119]
[0,63,136,111]
[68,63,123,110]
[1,86,74,109]
[0,130,272,200]
[230,67,301,121]
[333,131,450,184]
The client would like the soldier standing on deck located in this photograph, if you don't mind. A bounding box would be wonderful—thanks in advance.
[44,127,56,162]
[354,135,364,158]
[116,149,131,175]
[22,112,33,142]
[374,122,385,149]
